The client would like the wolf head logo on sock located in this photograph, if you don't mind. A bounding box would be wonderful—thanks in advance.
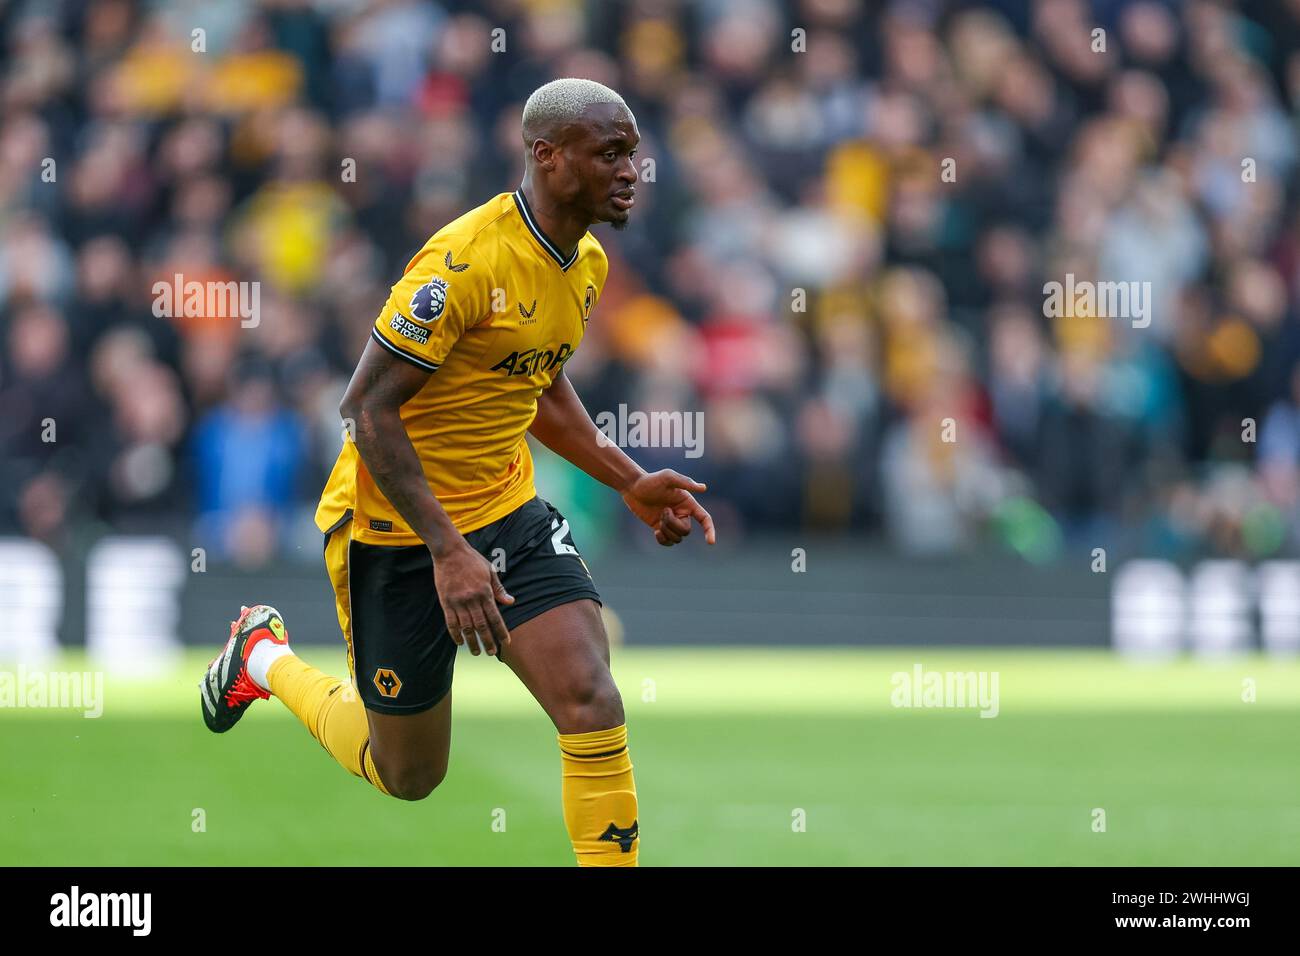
[598,820,638,853]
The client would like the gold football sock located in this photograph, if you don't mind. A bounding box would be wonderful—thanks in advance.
[557,724,638,866]
[267,655,390,796]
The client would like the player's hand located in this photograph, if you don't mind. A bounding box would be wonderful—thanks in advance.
[620,469,717,547]
[431,541,515,656]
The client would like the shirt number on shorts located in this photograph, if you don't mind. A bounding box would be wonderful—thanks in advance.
[550,517,578,556]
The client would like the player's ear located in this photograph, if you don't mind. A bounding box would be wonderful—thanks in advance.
[532,138,556,171]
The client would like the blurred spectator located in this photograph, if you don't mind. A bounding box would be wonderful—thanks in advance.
[191,357,306,566]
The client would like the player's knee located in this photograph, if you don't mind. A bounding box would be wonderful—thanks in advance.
[558,678,624,733]
[378,760,447,801]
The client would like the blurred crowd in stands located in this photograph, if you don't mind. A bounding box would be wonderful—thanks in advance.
[2,0,1300,566]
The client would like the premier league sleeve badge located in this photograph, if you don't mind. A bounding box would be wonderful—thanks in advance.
[410,275,450,323]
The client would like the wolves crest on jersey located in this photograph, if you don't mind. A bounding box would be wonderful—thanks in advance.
[410,275,449,323]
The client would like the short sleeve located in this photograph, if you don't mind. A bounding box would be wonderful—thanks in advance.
[371,245,492,372]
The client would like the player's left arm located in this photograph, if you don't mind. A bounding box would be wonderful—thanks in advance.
[529,371,716,546]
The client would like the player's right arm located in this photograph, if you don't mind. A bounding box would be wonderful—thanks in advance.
[338,338,514,656]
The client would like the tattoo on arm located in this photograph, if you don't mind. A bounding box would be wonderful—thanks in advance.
[340,338,459,553]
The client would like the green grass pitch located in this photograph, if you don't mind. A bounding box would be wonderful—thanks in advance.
[2,648,1298,865]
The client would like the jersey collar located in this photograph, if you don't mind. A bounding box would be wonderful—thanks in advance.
[513,188,580,271]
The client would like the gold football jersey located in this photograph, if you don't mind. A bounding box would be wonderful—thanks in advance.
[316,189,608,546]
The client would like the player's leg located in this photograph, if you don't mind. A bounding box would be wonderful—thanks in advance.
[333,531,460,799]
[500,599,623,733]
[264,653,453,802]
[256,521,415,798]
[266,654,454,802]
[364,698,453,800]
[203,518,456,801]
[490,499,638,864]
[290,524,458,800]
[196,600,399,798]
[501,599,638,865]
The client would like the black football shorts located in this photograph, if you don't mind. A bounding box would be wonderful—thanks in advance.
[323,496,601,715]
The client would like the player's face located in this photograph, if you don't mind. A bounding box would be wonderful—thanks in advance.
[562,104,640,231]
